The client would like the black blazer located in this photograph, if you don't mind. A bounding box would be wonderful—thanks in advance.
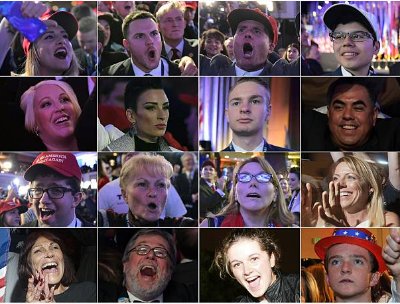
[100,57,181,76]
[162,38,199,65]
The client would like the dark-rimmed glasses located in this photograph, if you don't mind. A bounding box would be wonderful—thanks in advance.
[329,31,373,43]
[28,187,74,199]
[128,244,171,260]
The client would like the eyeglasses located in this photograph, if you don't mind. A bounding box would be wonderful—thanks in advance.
[237,172,272,183]
[329,31,373,43]
[28,187,74,199]
[129,245,171,259]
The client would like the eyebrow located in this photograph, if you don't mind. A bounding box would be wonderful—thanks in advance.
[328,254,368,261]
[32,242,57,250]
[331,99,368,107]
[143,101,169,106]
[229,94,264,102]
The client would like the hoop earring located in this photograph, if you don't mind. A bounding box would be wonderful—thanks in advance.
[34,126,39,137]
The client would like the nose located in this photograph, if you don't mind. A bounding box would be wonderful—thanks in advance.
[244,30,252,39]
[342,106,354,119]
[147,186,157,198]
[145,34,154,45]
[242,262,253,276]
[39,190,51,205]
[45,248,55,258]
[342,35,356,46]
[240,101,251,113]
[340,260,352,274]
[157,108,167,121]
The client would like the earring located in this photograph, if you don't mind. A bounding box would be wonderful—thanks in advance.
[34,126,39,136]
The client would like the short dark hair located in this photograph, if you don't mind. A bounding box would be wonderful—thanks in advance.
[31,167,81,194]
[327,78,378,107]
[289,166,300,180]
[213,229,281,279]
[18,230,77,287]
[78,16,97,33]
[98,23,106,45]
[124,78,164,111]
[122,10,157,39]
[228,77,271,105]
[175,228,197,260]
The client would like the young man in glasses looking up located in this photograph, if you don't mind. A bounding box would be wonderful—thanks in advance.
[23,152,92,227]
[323,3,380,76]
[119,228,193,302]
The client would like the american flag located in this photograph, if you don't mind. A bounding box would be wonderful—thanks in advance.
[0,229,10,302]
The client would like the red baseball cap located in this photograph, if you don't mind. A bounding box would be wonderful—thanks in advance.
[314,228,386,273]
[22,10,78,55]
[201,160,215,170]
[24,152,82,182]
[0,198,27,216]
[228,8,278,45]
[185,2,198,10]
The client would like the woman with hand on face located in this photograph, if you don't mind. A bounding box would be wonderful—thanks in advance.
[201,156,294,227]
[101,154,194,227]
[16,230,96,302]
[20,80,82,151]
[213,229,300,302]
[104,78,182,152]
[302,155,400,227]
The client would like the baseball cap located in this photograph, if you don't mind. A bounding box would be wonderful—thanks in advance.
[323,3,379,41]
[24,152,82,182]
[185,1,198,10]
[314,228,386,273]
[22,10,78,55]
[228,8,278,45]
[0,198,27,216]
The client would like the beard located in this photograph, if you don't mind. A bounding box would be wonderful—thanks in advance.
[124,267,173,301]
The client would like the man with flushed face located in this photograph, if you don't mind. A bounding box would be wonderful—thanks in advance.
[22,152,93,227]
[323,3,380,76]
[156,1,198,65]
[222,77,291,152]
[302,77,400,151]
[120,229,193,302]
[315,228,387,302]
[207,8,281,76]
[101,11,183,76]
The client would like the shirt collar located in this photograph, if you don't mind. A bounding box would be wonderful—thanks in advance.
[164,40,184,58]
[130,57,168,76]
[341,65,375,76]
[235,64,264,76]
[127,290,163,303]
[67,216,80,227]
[231,139,265,152]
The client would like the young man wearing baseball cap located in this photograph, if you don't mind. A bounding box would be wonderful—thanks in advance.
[315,228,400,302]
[23,152,92,227]
[207,8,281,76]
[323,3,380,76]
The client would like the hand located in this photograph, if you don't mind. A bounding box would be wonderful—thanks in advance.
[191,193,198,203]
[20,2,48,18]
[216,176,225,190]
[178,56,198,76]
[318,181,349,227]
[383,229,400,278]
[301,183,319,227]
[26,271,55,303]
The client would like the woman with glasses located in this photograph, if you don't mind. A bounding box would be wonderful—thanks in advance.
[201,156,295,227]
[15,230,96,302]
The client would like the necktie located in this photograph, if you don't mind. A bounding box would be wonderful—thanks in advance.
[211,184,216,192]
[144,73,152,76]
[170,48,180,60]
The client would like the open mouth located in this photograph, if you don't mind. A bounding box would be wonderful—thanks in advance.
[148,203,157,210]
[41,262,58,274]
[54,47,67,59]
[341,52,358,57]
[243,43,253,57]
[54,114,70,125]
[125,5,132,10]
[340,124,357,130]
[40,208,55,220]
[246,276,261,289]
[340,191,352,197]
[246,193,261,198]
[140,265,156,277]
[148,49,156,59]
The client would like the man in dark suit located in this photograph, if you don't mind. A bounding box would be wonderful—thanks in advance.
[156,1,198,66]
[222,77,291,151]
[118,229,193,302]
[206,8,284,76]
[172,152,198,219]
[101,11,183,76]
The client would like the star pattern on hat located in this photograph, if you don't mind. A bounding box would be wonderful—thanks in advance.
[333,228,376,243]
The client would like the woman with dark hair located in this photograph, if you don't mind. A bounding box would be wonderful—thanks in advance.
[200,29,228,59]
[16,230,96,302]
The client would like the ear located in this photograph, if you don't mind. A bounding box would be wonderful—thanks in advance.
[121,189,128,202]
[122,38,129,51]
[225,106,230,124]
[126,109,136,124]
[373,41,380,55]
[372,106,378,126]
[270,253,276,268]
[265,104,271,122]
[369,271,380,287]
[72,192,83,208]
[269,42,275,53]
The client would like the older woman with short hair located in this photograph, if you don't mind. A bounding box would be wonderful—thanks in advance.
[20,80,82,151]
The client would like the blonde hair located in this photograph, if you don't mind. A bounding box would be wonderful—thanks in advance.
[120,154,173,192]
[156,1,185,21]
[217,156,294,226]
[20,80,82,133]
[25,43,80,76]
[331,156,385,227]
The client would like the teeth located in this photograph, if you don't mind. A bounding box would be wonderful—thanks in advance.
[55,116,68,124]
[342,125,356,130]
[340,192,351,197]
[42,262,57,269]
[342,52,357,56]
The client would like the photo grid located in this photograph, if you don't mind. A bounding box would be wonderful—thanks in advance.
[0,0,399,303]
